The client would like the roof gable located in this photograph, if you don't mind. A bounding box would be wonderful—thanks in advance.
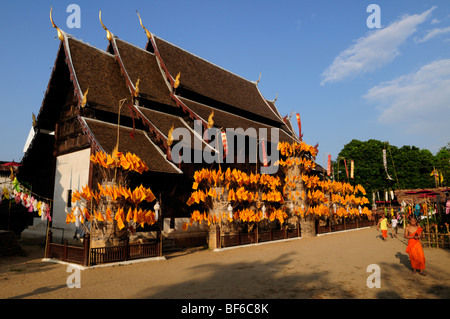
[153,36,286,126]
[67,37,131,113]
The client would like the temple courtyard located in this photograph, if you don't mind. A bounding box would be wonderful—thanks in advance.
[1,226,449,299]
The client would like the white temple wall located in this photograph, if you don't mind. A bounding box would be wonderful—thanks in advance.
[52,148,91,231]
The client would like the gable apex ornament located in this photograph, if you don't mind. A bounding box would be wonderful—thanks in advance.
[255,72,261,85]
[137,11,153,40]
[50,7,64,41]
[99,10,113,42]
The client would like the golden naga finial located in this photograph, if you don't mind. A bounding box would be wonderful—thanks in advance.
[99,10,113,42]
[273,92,278,102]
[81,87,89,108]
[50,7,64,41]
[174,72,181,89]
[167,124,174,146]
[136,11,152,40]
[207,110,214,129]
[134,78,140,97]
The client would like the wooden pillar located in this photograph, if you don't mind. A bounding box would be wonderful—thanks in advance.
[217,226,221,249]
[124,237,130,261]
[83,234,90,266]
[208,225,220,249]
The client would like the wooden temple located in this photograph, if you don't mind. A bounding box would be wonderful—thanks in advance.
[19,12,304,243]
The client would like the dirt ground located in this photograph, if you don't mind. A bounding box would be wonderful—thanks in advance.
[1,226,449,299]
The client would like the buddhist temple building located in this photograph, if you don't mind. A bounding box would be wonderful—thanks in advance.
[19,12,305,243]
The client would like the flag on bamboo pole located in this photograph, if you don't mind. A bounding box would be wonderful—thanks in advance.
[127,102,136,139]
[344,159,349,179]
[261,139,268,167]
[350,160,354,179]
[382,149,393,180]
[221,131,228,158]
[296,113,303,140]
[327,154,331,176]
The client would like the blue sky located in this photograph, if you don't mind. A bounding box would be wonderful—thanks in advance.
[1,0,449,165]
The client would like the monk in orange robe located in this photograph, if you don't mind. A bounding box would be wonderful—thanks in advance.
[404,217,426,275]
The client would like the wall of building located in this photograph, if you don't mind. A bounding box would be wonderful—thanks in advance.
[52,148,91,231]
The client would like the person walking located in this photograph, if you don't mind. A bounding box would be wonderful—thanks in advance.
[377,214,389,241]
[404,216,426,275]
[390,216,398,238]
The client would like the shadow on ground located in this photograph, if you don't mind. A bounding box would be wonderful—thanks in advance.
[137,252,358,299]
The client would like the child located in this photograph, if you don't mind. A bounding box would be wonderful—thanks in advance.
[390,216,398,238]
[377,214,389,241]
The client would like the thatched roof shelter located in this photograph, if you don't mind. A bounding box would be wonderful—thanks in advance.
[394,187,450,205]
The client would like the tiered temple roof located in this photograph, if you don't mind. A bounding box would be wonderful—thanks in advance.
[25,13,300,180]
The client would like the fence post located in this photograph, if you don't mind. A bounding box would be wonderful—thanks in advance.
[64,240,68,262]
[125,237,129,261]
[45,229,53,258]
[159,230,163,257]
[255,226,259,243]
[83,234,90,266]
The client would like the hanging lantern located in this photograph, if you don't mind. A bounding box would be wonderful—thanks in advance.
[154,201,160,221]
[227,203,233,219]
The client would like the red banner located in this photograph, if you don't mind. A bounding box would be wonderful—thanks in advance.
[344,159,349,179]
[327,154,331,176]
[261,139,268,167]
[221,131,228,158]
[296,113,302,140]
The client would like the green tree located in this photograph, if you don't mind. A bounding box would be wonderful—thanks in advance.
[333,139,445,204]
[433,143,450,187]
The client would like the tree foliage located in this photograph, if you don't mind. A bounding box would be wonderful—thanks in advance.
[333,139,449,202]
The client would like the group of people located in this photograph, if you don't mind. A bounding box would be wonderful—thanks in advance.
[377,212,426,276]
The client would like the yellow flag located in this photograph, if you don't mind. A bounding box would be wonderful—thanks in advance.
[174,72,181,89]
[440,172,444,183]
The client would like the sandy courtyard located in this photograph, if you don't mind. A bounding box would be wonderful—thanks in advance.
[1,226,449,299]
